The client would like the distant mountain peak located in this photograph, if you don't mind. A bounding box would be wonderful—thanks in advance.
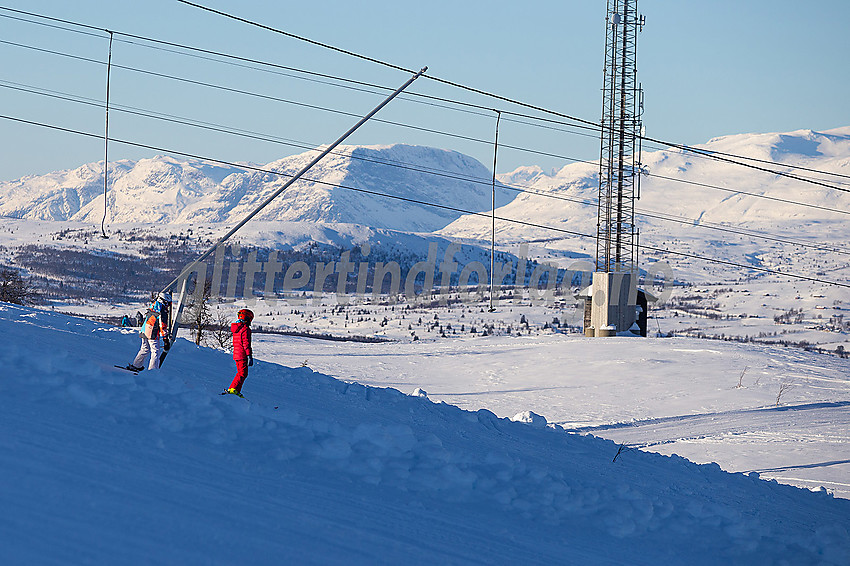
[0,144,511,231]
[440,126,850,243]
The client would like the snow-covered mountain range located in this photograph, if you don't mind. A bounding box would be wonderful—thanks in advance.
[443,127,850,243]
[2,129,848,239]
[0,144,513,232]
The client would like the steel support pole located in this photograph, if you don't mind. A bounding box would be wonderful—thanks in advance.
[100,31,113,239]
[489,111,501,312]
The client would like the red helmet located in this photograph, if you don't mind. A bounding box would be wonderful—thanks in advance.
[237,308,254,324]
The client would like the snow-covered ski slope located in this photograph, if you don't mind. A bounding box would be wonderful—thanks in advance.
[3,302,849,565]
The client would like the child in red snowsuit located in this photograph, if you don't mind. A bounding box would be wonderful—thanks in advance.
[225,308,253,395]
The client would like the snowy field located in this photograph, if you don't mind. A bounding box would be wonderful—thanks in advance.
[256,332,850,499]
[3,302,850,565]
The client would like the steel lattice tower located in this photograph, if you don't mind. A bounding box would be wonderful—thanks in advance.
[596,0,644,274]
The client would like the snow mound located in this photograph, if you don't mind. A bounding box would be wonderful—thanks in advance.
[511,410,548,428]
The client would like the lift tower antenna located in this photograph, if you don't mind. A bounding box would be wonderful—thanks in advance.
[597,0,644,274]
[585,0,646,337]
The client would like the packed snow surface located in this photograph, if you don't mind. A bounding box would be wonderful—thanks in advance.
[3,303,849,565]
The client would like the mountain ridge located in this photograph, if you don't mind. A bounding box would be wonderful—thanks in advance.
[2,128,848,242]
[440,127,850,243]
[0,144,512,232]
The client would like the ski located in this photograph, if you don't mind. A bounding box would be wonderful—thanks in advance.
[217,391,281,409]
[114,364,140,375]
[220,390,248,400]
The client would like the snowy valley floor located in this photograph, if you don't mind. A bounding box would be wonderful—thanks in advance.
[2,303,850,565]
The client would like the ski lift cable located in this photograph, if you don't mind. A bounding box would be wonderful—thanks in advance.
[173,0,603,129]
[0,6,634,153]
[640,135,850,193]
[0,38,514,152]
[0,10,106,38]
[0,9,468,115]
[7,37,850,206]
[12,3,842,185]
[0,79,500,187]
[0,6,509,128]
[172,0,850,186]
[644,171,849,216]
[4,79,850,258]
[2,112,848,291]
[3,6,850,186]
[0,77,605,193]
[0,38,614,170]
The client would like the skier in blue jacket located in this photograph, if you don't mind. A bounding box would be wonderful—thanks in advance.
[126,292,171,371]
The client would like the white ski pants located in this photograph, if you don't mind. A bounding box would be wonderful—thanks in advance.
[133,336,163,370]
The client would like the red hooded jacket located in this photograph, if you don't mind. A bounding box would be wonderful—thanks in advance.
[231,321,252,360]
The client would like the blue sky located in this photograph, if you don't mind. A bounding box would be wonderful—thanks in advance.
[0,0,847,180]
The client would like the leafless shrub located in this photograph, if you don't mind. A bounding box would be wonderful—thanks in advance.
[613,443,634,463]
[775,379,794,406]
[210,310,232,350]
[736,366,749,389]
[181,281,212,346]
